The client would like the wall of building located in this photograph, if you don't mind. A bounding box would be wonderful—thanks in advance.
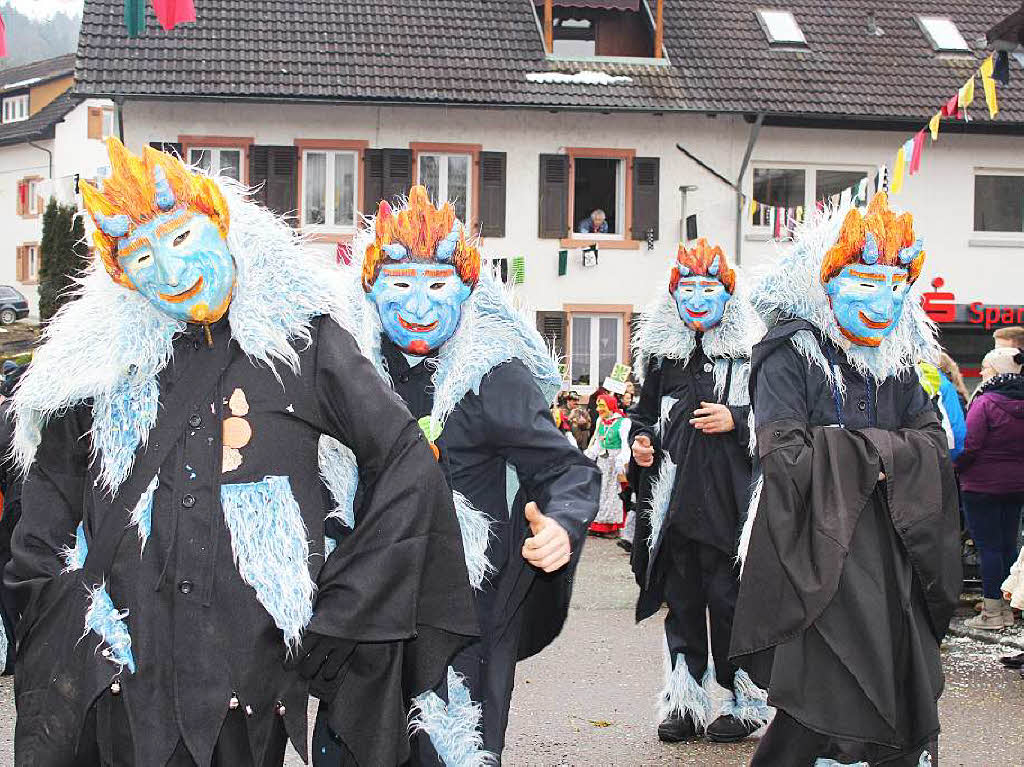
[29,75,74,115]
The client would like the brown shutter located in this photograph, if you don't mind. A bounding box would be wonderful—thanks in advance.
[631,156,660,241]
[363,149,412,216]
[538,154,569,239]
[149,141,183,159]
[536,310,567,361]
[15,181,24,216]
[249,145,298,221]
[87,107,103,140]
[15,247,26,282]
[363,149,384,215]
[478,151,507,238]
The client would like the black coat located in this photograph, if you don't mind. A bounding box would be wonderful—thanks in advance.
[7,317,477,767]
[629,346,752,622]
[381,339,600,660]
[731,319,961,756]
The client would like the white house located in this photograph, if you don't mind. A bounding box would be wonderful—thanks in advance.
[73,0,1024,385]
[0,53,115,319]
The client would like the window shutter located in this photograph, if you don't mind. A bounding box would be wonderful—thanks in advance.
[249,145,298,222]
[149,141,183,159]
[87,107,103,140]
[631,156,660,241]
[538,154,569,239]
[383,149,412,205]
[478,151,507,238]
[15,247,26,282]
[536,310,567,361]
[363,149,384,215]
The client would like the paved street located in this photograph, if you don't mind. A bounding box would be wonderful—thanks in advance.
[1,538,1022,765]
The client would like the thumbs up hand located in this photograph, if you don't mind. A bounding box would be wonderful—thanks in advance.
[522,501,572,573]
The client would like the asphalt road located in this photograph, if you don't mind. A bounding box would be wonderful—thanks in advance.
[1,538,1022,766]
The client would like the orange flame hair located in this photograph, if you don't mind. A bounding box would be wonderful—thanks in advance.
[362,185,480,292]
[669,238,736,294]
[820,192,924,285]
[80,138,230,288]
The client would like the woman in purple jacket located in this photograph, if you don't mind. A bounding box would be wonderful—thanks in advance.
[957,347,1024,630]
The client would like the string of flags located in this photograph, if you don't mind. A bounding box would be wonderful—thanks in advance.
[742,51,1015,238]
[124,0,196,37]
[0,8,6,59]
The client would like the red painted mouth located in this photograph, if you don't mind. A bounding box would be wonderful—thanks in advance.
[159,276,203,303]
[398,316,439,333]
[686,308,709,318]
[858,311,891,330]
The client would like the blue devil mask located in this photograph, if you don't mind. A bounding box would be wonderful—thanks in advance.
[370,261,472,355]
[116,207,236,324]
[673,276,730,332]
[825,262,910,347]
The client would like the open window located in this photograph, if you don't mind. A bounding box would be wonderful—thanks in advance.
[573,157,624,236]
[536,1,662,59]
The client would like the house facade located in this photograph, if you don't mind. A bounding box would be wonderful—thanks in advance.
[0,53,115,318]
[74,0,1024,386]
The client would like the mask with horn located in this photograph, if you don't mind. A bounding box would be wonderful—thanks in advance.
[669,238,735,332]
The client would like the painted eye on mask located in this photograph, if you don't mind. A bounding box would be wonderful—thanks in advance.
[392,281,411,290]
[703,286,717,294]
[134,253,153,268]
[172,229,191,247]
[430,282,446,290]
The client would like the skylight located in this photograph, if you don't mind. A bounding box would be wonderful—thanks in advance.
[917,16,970,53]
[756,9,807,46]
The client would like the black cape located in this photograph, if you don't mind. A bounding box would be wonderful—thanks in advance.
[8,317,477,767]
[731,320,961,759]
[629,346,752,622]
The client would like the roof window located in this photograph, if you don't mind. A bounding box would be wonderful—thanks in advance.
[917,16,971,53]
[756,9,807,47]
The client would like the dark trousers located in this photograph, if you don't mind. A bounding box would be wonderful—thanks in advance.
[663,528,739,690]
[752,709,938,766]
[963,490,1024,599]
[76,691,288,767]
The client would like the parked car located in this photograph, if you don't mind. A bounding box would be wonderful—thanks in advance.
[0,287,29,325]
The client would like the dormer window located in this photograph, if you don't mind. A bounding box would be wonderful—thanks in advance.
[536,1,661,60]
[756,9,807,47]
[917,16,970,53]
[1,94,29,124]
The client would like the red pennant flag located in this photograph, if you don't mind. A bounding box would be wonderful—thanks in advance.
[941,93,959,118]
[909,130,925,175]
[0,10,7,58]
[151,0,196,31]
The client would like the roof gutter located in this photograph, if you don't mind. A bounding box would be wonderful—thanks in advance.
[734,113,763,266]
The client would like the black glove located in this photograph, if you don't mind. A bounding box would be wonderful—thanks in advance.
[286,632,357,700]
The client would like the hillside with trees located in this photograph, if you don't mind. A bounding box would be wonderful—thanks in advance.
[0,4,80,68]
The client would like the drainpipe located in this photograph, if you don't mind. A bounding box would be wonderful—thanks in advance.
[27,140,53,179]
[733,113,763,266]
[116,96,126,143]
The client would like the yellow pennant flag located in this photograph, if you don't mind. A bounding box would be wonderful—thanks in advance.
[981,54,995,79]
[751,200,758,216]
[959,75,975,109]
[891,147,906,194]
[929,112,941,141]
[981,54,999,118]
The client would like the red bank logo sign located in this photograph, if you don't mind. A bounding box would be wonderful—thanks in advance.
[922,277,1024,329]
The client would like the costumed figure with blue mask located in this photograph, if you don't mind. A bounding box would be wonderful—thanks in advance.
[628,238,771,746]
[6,140,477,767]
[312,186,600,767]
[731,193,961,767]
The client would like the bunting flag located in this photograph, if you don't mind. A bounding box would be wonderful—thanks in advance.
[0,9,7,58]
[750,199,758,216]
[958,75,976,111]
[941,92,959,118]
[993,50,1011,85]
[891,146,906,194]
[929,112,941,141]
[124,0,147,37]
[909,130,925,175]
[152,0,196,31]
[981,55,1000,119]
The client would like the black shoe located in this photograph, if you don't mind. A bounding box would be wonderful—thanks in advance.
[658,712,702,743]
[705,714,762,743]
[617,539,633,553]
[1000,652,1024,669]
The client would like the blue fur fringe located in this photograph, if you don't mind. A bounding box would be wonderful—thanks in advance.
[91,376,160,493]
[84,583,136,674]
[409,666,496,767]
[646,456,676,554]
[451,490,494,590]
[721,669,772,727]
[130,473,159,552]
[221,476,314,648]
[318,435,357,529]
[659,654,712,728]
[62,521,88,573]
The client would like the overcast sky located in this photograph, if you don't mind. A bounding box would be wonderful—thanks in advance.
[2,0,83,20]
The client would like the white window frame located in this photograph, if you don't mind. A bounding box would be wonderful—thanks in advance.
[418,152,473,224]
[573,156,627,241]
[569,312,624,393]
[2,94,29,124]
[101,108,116,139]
[188,147,244,181]
[972,167,1024,237]
[916,16,970,53]
[756,9,807,46]
[27,179,40,215]
[301,149,359,233]
[27,244,38,282]
[749,163,873,232]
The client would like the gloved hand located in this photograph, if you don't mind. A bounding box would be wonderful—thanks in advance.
[286,632,357,700]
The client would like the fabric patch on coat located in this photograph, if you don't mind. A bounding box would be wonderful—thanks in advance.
[409,666,495,767]
[84,583,136,674]
[61,521,88,573]
[646,455,677,554]
[221,476,314,647]
[222,402,253,474]
[452,490,494,590]
[318,435,357,529]
[130,473,160,552]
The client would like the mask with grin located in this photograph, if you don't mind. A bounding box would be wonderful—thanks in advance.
[821,193,924,347]
[81,139,235,325]
[363,185,480,355]
[669,238,735,332]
